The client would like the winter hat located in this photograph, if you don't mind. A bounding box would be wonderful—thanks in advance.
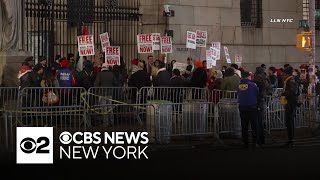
[195,60,203,68]
[60,58,69,68]
[131,59,139,66]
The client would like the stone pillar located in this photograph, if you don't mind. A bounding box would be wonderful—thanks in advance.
[0,51,32,87]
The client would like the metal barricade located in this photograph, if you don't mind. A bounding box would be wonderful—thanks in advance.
[4,87,88,149]
[265,96,285,131]
[138,87,208,104]
[216,99,241,138]
[0,87,19,150]
[210,90,237,103]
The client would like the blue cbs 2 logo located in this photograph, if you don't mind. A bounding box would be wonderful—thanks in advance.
[20,137,50,154]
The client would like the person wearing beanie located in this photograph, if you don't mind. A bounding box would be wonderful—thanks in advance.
[190,60,207,88]
[221,68,240,91]
[237,71,260,148]
[281,66,299,147]
[129,58,140,76]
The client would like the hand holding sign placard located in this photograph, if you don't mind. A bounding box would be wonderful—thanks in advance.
[100,32,110,52]
[77,35,95,56]
[186,31,197,49]
[224,46,232,64]
[137,34,153,54]
[161,36,172,54]
[105,46,121,66]
[196,30,207,48]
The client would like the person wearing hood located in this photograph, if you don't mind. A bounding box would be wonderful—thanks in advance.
[78,60,95,90]
[221,68,240,91]
[153,61,171,87]
[190,60,208,88]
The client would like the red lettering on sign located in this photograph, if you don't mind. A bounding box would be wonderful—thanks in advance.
[106,59,120,65]
[106,47,119,55]
[139,46,152,53]
[139,35,152,43]
[80,48,93,55]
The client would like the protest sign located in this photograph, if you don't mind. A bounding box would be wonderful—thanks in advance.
[235,54,242,64]
[77,35,95,56]
[224,46,232,64]
[206,49,213,61]
[152,33,161,51]
[212,59,217,67]
[105,46,121,66]
[196,30,207,48]
[173,62,188,73]
[161,36,172,54]
[212,42,221,60]
[186,31,196,49]
[137,34,153,53]
[100,32,110,52]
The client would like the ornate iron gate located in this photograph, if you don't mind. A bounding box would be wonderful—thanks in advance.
[24,0,140,66]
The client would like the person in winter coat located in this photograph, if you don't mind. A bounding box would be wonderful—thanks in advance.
[190,60,208,88]
[268,67,278,89]
[221,68,240,91]
[29,64,44,88]
[181,65,193,86]
[56,58,76,105]
[78,60,95,90]
[18,62,32,90]
[129,58,140,76]
[208,70,223,103]
[113,65,125,87]
[128,62,151,104]
[153,61,171,87]
[281,66,299,147]
[170,69,183,87]
[94,63,114,87]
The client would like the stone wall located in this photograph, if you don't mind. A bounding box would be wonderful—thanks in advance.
[162,0,312,72]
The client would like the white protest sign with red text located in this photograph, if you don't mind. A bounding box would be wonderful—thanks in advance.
[137,34,153,54]
[224,46,232,64]
[186,31,196,49]
[235,54,242,65]
[100,32,110,52]
[152,33,161,51]
[161,36,172,54]
[212,42,221,60]
[77,35,95,56]
[196,30,207,48]
[105,46,121,66]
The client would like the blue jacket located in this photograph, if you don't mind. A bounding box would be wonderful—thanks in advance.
[237,79,259,107]
[57,68,73,88]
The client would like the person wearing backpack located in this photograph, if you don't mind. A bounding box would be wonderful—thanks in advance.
[281,66,299,147]
[254,67,273,145]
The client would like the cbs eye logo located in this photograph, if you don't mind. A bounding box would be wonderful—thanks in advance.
[59,131,72,144]
[20,137,50,154]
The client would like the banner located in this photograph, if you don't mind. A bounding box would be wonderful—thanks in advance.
[212,42,221,60]
[137,34,153,54]
[100,32,110,52]
[173,62,188,73]
[152,33,161,51]
[196,30,207,48]
[77,35,95,56]
[224,46,232,64]
[235,54,242,64]
[105,46,121,66]
[161,36,172,54]
[186,31,196,49]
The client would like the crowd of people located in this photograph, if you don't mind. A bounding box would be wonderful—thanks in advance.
[17,54,319,148]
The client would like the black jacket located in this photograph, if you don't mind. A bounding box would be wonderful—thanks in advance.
[94,70,114,87]
[283,77,298,106]
[28,71,42,87]
[128,70,151,90]
[170,76,183,87]
[78,69,95,90]
[190,68,207,88]
[153,68,171,87]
